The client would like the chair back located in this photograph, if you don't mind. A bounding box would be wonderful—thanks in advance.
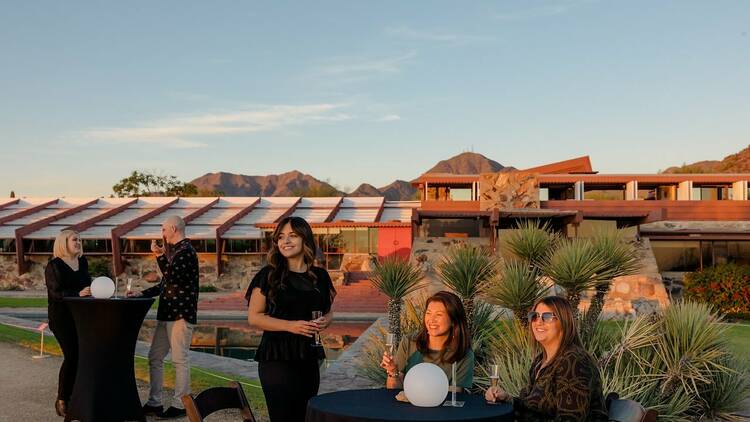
[606,392,657,422]
[182,381,256,422]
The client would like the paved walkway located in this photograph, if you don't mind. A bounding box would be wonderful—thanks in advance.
[0,341,259,422]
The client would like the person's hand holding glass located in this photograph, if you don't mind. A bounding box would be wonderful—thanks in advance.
[485,364,511,403]
[380,333,399,380]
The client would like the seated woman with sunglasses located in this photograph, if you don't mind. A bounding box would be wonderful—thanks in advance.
[485,296,608,421]
[380,291,474,392]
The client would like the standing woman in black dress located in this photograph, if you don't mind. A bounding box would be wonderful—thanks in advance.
[45,229,92,417]
[246,216,336,422]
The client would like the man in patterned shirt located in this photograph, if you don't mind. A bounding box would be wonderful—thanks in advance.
[128,215,199,419]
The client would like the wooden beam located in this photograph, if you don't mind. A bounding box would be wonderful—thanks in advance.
[66,199,138,233]
[273,197,303,224]
[111,198,179,276]
[215,199,261,276]
[324,197,344,223]
[373,197,386,223]
[15,199,99,275]
[183,198,220,225]
[0,198,20,212]
[0,199,58,225]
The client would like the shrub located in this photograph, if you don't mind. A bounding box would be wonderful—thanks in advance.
[199,285,218,292]
[684,263,750,319]
[88,258,112,278]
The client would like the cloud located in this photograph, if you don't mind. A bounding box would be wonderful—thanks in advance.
[379,114,401,122]
[313,51,416,83]
[79,104,351,148]
[493,0,596,21]
[385,26,489,44]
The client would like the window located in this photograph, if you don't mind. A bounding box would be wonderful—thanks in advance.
[24,239,54,254]
[223,239,262,253]
[191,239,216,253]
[82,239,111,254]
[0,239,16,253]
[651,241,701,272]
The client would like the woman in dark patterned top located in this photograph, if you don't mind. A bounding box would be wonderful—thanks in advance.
[485,296,608,422]
[246,216,336,422]
[45,229,92,418]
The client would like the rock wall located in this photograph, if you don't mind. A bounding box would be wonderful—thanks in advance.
[479,171,540,211]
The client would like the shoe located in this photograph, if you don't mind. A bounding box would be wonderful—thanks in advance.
[54,399,66,417]
[142,403,163,415]
[157,407,186,419]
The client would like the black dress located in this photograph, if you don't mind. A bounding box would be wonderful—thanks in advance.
[45,256,91,402]
[245,265,335,422]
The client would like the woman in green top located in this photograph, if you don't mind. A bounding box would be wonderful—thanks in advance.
[380,291,475,391]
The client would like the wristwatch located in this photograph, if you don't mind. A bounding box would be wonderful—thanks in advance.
[387,370,401,378]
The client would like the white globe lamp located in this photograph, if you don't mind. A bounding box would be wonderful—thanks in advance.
[403,363,449,407]
[91,276,115,299]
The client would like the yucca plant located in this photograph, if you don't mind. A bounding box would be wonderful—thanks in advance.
[369,256,423,344]
[697,355,750,421]
[501,219,558,267]
[581,230,641,340]
[437,244,499,335]
[541,237,606,318]
[484,319,534,396]
[486,261,548,327]
[655,301,731,399]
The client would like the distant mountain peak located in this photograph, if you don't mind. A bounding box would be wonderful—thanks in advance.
[662,145,750,174]
[424,152,508,175]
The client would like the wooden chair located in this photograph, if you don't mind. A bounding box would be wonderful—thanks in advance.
[606,392,658,422]
[182,381,256,422]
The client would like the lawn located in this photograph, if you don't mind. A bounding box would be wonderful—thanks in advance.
[0,322,267,418]
[0,297,159,309]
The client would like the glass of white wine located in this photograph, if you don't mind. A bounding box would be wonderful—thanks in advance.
[312,311,323,346]
[385,333,396,357]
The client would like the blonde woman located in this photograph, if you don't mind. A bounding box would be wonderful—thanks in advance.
[45,230,91,418]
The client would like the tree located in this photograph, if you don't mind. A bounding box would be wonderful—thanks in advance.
[112,171,221,197]
[369,257,423,345]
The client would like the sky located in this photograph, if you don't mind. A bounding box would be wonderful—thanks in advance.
[1,0,749,196]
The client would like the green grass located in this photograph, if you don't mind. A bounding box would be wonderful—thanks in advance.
[725,323,750,358]
[0,322,267,418]
[0,297,49,308]
[0,297,159,309]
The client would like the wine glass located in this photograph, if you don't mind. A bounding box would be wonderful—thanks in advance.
[490,364,499,388]
[311,311,323,346]
[126,278,133,296]
[385,333,396,357]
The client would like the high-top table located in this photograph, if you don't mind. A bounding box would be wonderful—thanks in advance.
[63,297,154,422]
[306,388,514,422]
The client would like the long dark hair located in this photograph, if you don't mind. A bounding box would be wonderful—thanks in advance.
[265,216,318,308]
[416,291,470,364]
[528,296,584,361]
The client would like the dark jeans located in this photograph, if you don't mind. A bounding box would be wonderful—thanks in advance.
[259,359,320,422]
[50,319,78,402]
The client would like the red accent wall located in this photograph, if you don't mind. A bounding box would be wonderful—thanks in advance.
[377,227,412,259]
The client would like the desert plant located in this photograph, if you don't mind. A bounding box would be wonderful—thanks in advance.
[88,258,112,278]
[486,261,547,327]
[483,319,534,396]
[369,256,423,344]
[438,244,498,335]
[540,237,605,318]
[582,230,641,340]
[501,219,557,267]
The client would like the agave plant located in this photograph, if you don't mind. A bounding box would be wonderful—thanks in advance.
[486,260,548,327]
[437,244,499,335]
[369,256,423,344]
[540,237,606,318]
[581,230,641,339]
[501,219,558,267]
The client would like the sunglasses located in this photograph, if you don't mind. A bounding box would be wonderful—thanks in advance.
[527,311,557,323]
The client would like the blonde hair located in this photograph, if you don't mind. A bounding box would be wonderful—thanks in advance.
[53,230,82,259]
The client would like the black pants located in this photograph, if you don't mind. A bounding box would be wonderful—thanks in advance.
[50,319,78,402]
[259,359,320,422]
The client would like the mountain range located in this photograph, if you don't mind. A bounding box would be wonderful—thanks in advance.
[190,146,750,200]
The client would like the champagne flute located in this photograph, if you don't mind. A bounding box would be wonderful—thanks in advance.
[385,333,396,357]
[126,278,133,296]
[312,311,323,346]
[490,364,499,388]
